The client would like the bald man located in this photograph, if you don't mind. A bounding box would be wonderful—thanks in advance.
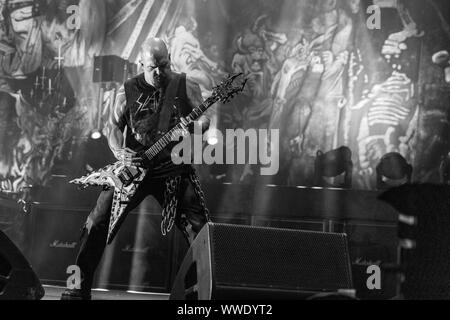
[62,38,211,300]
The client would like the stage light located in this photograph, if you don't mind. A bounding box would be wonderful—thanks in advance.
[207,135,219,146]
[432,50,450,67]
[432,50,450,84]
[91,131,102,140]
[205,127,219,146]
[445,67,450,84]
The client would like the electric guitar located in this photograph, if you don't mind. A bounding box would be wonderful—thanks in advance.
[70,73,247,244]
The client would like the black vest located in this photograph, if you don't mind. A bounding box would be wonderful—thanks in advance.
[120,72,190,151]
[119,72,192,176]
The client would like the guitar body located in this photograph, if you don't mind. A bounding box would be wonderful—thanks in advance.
[70,73,247,244]
[71,162,147,244]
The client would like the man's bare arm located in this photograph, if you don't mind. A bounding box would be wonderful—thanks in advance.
[107,86,128,159]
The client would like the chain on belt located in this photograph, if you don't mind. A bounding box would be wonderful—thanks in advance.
[160,170,210,236]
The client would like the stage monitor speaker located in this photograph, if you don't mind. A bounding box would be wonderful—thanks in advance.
[0,230,44,300]
[170,223,353,300]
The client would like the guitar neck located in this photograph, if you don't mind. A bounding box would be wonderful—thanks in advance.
[143,97,216,160]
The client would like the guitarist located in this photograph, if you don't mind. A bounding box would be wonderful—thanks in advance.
[62,38,211,300]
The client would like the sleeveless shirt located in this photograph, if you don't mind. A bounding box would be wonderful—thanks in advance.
[118,72,192,178]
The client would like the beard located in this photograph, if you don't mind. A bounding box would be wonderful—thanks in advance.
[153,72,168,88]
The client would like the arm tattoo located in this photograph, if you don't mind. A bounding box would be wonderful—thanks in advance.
[110,85,127,129]
[106,86,127,153]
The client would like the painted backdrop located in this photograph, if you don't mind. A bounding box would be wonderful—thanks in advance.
[0,0,449,192]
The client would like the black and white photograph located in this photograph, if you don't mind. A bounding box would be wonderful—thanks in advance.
[0,0,450,307]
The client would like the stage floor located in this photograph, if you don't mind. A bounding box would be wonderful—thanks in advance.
[42,285,170,300]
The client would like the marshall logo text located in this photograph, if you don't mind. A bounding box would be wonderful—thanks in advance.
[49,240,78,249]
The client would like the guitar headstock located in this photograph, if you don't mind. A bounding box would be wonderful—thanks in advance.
[211,73,247,104]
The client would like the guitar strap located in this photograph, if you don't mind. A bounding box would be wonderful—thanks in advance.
[157,73,186,134]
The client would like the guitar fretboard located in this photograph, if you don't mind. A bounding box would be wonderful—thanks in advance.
[144,97,215,160]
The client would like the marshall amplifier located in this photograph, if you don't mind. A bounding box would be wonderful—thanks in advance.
[28,198,175,292]
[92,207,173,292]
[338,221,398,300]
[0,195,29,253]
[28,204,88,287]
[93,55,137,83]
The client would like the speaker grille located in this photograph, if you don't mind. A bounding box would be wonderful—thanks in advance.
[0,253,12,291]
[210,224,352,292]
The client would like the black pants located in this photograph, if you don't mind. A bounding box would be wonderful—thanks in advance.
[75,172,209,293]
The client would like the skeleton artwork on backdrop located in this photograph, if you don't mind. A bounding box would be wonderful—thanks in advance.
[346,1,424,189]
[0,0,448,192]
[267,0,356,185]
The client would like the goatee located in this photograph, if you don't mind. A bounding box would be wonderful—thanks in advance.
[153,73,167,88]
